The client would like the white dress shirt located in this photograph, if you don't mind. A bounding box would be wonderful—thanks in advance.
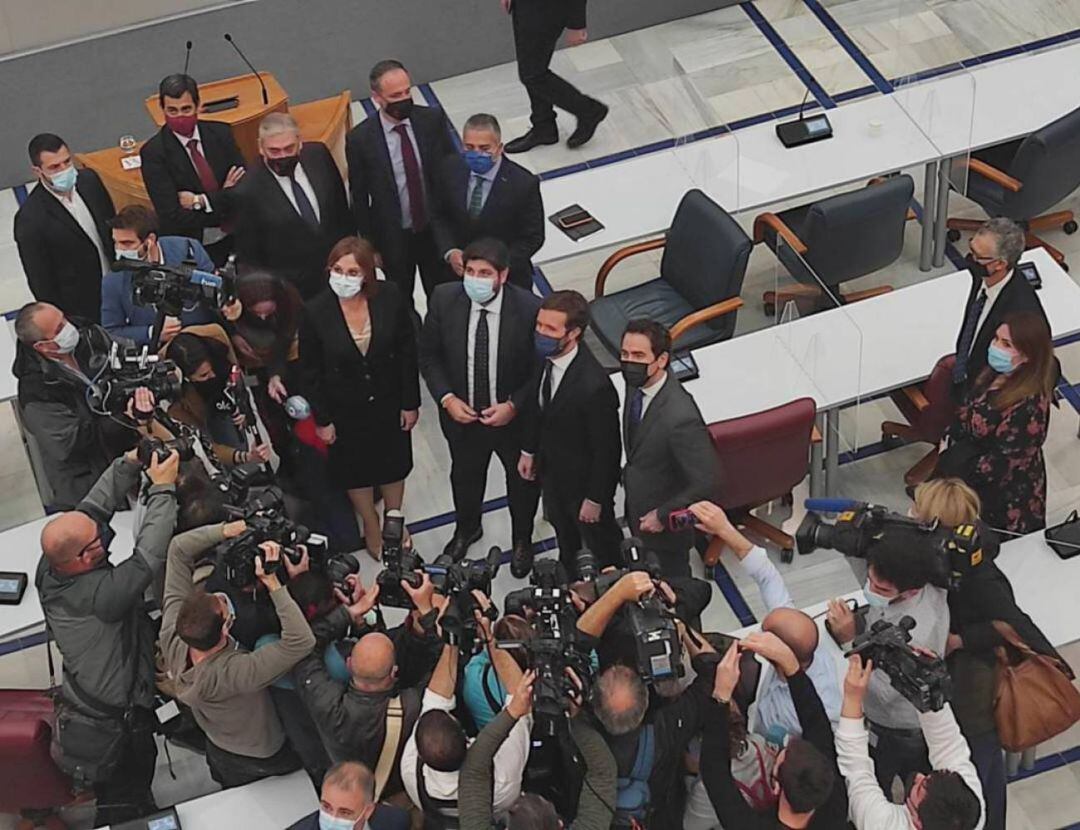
[639,370,667,418]
[836,704,985,830]
[381,112,424,229]
[540,344,578,406]
[401,688,532,820]
[972,270,1013,347]
[270,162,321,223]
[465,287,503,409]
[47,184,110,274]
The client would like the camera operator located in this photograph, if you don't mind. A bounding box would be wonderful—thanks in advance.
[691,501,842,734]
[160,524,316,787]
[460,670,618,830]
[696,636,846,830]
[837,655,984,830]
[13,302,139,508]
[826,529,950,793]
[401,621,534,824]
[914,479,1068,830]
[36,448,179,825]
[294,572,445,799]
[102,205,240,347]
[463,610,534,730]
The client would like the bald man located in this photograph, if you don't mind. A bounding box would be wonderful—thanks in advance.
[37,449,179,825]
[690,502,842,736]
[294,574,443,799]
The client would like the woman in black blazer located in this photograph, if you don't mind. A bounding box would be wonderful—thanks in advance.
[299,236,420,558]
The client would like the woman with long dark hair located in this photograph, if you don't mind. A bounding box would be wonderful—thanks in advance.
[231,270,304,403]
[299,237,419,558]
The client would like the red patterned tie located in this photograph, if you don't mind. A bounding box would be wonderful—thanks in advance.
[186,139,219,193]
[393,123,427,230]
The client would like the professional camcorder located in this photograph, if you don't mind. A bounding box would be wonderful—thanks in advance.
[847,615,952,712]
[114,252,237,318]
[375,510,425,609]
[796,498,985,590]
[85,343,182,417]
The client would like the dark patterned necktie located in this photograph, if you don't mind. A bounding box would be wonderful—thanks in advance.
[627,388,644,446]
[289,172,319,227]
[474,309,491,411]
[186,139,219,193]
[468,174,485,218]
[392,123,427,229]
[953,288,987,384]
[541,361,553,409]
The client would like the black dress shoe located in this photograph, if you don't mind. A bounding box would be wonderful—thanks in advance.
[567,103,609,149]
[510,539,535,579]
[505,128,559,154]
[443,527,483,561]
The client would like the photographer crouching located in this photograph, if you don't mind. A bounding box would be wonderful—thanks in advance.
[37,444,179,825]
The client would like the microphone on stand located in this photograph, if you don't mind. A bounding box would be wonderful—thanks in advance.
[224,32,268,105]
[183,40,193,75]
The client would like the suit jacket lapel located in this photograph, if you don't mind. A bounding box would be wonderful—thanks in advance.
[495,289,516,399]
[479,167,510,221]
[372,120,403,212]
[41,186,88,241]
[300,145,329,226]
[547,350,583,414]
[628,374,673,460]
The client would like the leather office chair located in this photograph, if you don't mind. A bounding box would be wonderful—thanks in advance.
[590,189,751,357]
[946,104,1080,270]
[756,175,916,315]
[881,354,957,487]
[702,397,818,564]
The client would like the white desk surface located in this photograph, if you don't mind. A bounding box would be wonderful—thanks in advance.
[0,320,17,403]
[99,769,318,830]
[995,529,1080,650]
[0,510,134,641]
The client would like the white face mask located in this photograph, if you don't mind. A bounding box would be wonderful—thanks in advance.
[48,321,80,355]
[329,271,363,299]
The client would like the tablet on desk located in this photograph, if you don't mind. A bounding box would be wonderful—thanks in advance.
[0,572,27,605]
[112,807,182,830]
[670,350,699,383]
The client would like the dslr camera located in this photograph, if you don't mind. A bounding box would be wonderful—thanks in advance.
[375,510,425,609]
[85,343,182,417]
[796,498,985,590]
[847,615,952,712]
[116,252,237,319]
[427,546,503,647]
[136,435,195,466]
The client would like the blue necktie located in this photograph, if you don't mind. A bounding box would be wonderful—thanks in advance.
[627,388,644,445]
[289,172,319,227]
[468,174,485,218]
[953,288,987,384]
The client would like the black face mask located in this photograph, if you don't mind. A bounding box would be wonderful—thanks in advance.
[383,98,414,121]
[965,253,992,280]
[620,360,652,389]
[266,154,300,178]
[192,376,227,403]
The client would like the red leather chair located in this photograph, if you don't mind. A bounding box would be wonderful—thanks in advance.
[704,397,818,564]
[0,689,79,829]
[881,354,957,487]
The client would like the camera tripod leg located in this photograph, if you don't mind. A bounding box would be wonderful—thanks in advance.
[810,413,825,498]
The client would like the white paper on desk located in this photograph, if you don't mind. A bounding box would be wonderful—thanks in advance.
[120,155,142,171]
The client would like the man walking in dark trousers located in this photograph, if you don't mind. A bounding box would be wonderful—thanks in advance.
[499,0,609,153]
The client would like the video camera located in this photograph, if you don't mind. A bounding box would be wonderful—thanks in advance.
[375,510,425,609]
[796,498,985,590]
[847,615,952,712]
[114,252,237,319]
[85,343,182,417]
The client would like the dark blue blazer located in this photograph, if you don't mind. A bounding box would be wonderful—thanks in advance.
[287,804,410,830]
[100,235,216,346]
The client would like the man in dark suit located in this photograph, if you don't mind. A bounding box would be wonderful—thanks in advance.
[953,217,1050,390]
[286,761,409,830]
[431,114,544,291]
[518,290,622,578]
[347,60,456,309]
[139,73,246,266]
[499,0,608,153]
[233,112,354,300]
[419,238,541,562]
[620,319,719,578]
[14,133,115,322]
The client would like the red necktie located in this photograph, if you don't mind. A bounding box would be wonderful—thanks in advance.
[392,123,427,230]
[186,139,219,193]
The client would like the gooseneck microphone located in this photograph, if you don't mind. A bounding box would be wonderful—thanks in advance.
[183,40,193,75]
[224,32,268,105]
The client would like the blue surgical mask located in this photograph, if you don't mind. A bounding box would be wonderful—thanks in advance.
[987,343,1017,374]
[48,166,77,193]
[115,248,141,261]
[463,275,496,305]
[863,579,893,608]
[318,810,358,830]
[534,332,564,360]
[463,149,495,175]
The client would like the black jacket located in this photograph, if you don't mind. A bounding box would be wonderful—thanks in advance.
[14,171,115,322]
[346,106,455,261]
[233,142,354,299]
[12,322,135,508]
[701,671,847,830]
[956,270,1048,384]
[287,805,409,830]
[139,120,245,239]
[430,155,545,290]
[299,282,421,428]
[293,606,441,794]
[521,343,621,506]
[418,282,542,418]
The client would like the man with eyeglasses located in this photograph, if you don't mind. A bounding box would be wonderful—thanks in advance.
[36,443,180,826]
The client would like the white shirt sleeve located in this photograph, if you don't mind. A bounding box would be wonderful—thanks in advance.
[401,689,458,809]
[920,705,986,830]
[834,716,911,830]
[490,702,533,815]
[741,545,794,611]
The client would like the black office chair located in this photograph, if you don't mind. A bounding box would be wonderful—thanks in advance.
[946,104,1080,270]
[756,175,916,315]
[590,189,751,357]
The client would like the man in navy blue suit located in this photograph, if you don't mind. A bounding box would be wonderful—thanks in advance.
[101,204,237,347]
[287,761,409,830]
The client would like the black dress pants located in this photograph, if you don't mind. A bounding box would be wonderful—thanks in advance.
[443,416,539,544]
[543,482,623,574]
[382,226,448,310]
[93,711,159,826]
[205,738,302,789]
[868,722,931,796]
[511,1,598,130]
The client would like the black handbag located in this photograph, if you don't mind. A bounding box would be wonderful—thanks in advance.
[933,438,983,480]
[1045,510,1080,560]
